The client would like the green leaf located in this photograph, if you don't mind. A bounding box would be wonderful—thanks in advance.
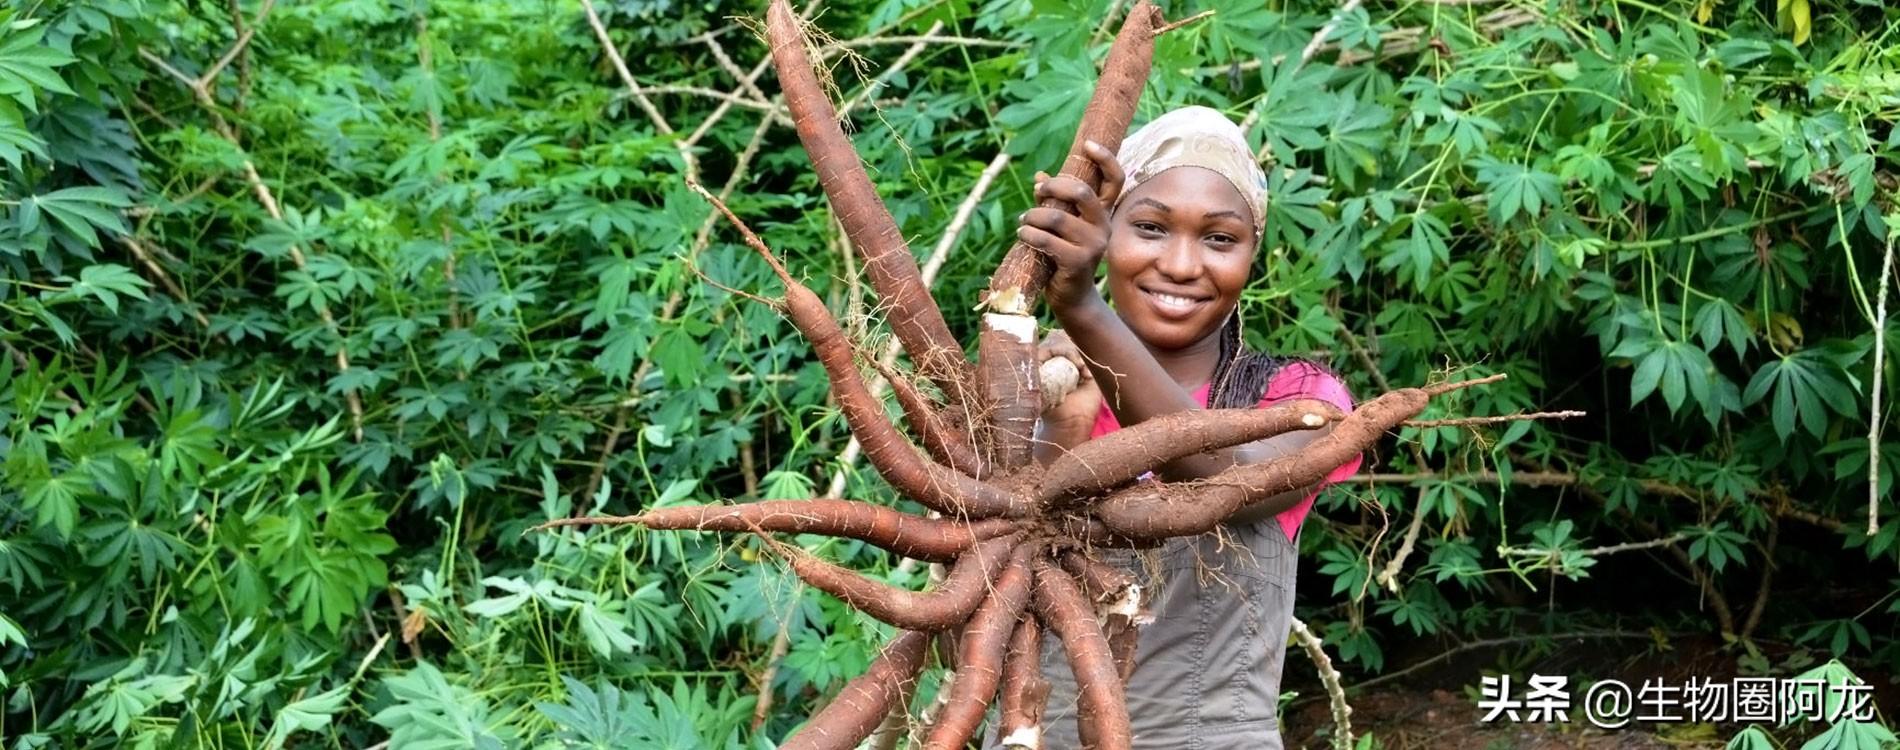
[1726,727,1775,750]
[537,677,662,748]
[1742,349,1860,440]
[1799,720,1895,750]
[263,685,351,750]
[651,326,702,388]
[0,98,46,170]
[0,27,75,112]
[1475,157,1563,224]
[61,263,151,314]
[761,469,815,500]
[20,186,130,249]
[996,55,1094,170]
[0,611,23,687]
[1399,212,1450,289]
[1201,0,1278,61]
[577,601,638,657]
[372,662,514,750]
[1693,297,1751,357]
[22,471,83,538]
[1253,57,1332,164]
[1320,96,1390,189]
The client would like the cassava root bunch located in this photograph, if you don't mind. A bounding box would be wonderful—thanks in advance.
[539,3,1547,748]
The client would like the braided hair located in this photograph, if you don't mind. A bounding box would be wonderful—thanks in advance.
[1206,311,1280,409]
[1205,309,1333,410]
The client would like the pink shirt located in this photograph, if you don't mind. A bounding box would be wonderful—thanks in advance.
[1089,361,1363,541]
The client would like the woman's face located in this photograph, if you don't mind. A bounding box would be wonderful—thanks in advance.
[1103,166,1258,352]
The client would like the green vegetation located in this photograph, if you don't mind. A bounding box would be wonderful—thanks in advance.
[0,0,1896,746]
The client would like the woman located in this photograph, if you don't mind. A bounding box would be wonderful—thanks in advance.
[992,106,1362,749]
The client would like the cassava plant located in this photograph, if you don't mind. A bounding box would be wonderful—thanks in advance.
[541,2,1529,748]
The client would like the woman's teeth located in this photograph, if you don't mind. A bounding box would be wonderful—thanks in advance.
[1153,292,1200,310]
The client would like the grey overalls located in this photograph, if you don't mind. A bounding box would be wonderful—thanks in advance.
[986,518,1299,749]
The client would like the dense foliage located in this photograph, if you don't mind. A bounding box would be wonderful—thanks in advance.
[1,0,1896,746]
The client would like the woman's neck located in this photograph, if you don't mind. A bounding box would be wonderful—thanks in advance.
[1144,332,1223,392]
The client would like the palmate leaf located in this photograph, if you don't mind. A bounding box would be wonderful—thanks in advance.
[537,676,661,749]
[17,187,131,250]
[1423,108,1503,157]
[1324,6,1385,53]
[1610,334,1731,423]
[1798,721,1897,750]
[1786,660,1873,727]
[40,102,143,192]
[1742,348,1859,440]
[71,659,195,737]
[371,662,513,750]
[578,600,639,658]
[0,613,19,687]
[1693,296,1752,358]
[621,578,685,660]
[1474,156,1563,225]
[1319,95,1390,189]
[1727,727,1776,750]
[1375,584,1444,637]
[280,553,388,633]
[1686,522,1748,573]
[262,684,350,750]
[996,54,1094,171]
[51,263,150,314]
[1669,69,1755,167]
[1260,167,1329,253]
[1202,0,1280,62]
[0,98,46,171]
[21,471,84,539]
[1251,53,1332,164]
[1384,210,1450,290]
[0,26,75,113]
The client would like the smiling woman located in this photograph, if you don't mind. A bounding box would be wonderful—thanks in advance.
[1106,170,1258,350]
[1006,105,1363,749]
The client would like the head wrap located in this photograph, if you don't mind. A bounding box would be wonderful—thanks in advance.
[1112,105,1268,238]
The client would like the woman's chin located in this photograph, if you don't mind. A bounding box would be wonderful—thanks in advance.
[1126,319,1220,352]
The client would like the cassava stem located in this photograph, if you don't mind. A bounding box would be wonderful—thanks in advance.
[984,0,1162,314]
[765,0,972,402]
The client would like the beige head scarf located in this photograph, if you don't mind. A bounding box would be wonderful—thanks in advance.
[1112,105,1268,238]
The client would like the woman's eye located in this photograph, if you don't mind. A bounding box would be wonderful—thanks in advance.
[1133,222,1164,235]
[1206,233,1237,247]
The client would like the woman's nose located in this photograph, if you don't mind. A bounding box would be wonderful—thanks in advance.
[1155,236,1201,281]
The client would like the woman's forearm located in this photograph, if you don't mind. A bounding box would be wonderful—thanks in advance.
[1051,293,1199,421]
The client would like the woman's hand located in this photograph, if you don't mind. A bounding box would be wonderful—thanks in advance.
[1032,329,1102,464]
[1016,140,1125,311]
